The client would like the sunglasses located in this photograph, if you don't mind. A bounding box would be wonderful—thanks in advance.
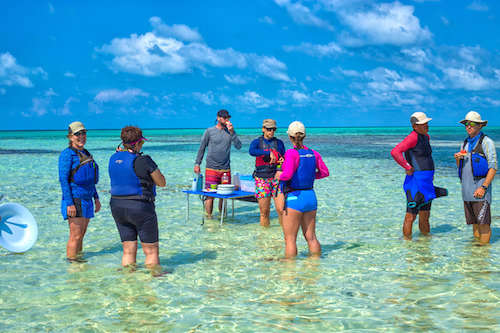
[73,131,87,136]
[128,137,148,145]
[221,116,231,120]
[264,127,277,131]
[465,121,478,127]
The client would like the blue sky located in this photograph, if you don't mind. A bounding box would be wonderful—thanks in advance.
[1,0,499,130]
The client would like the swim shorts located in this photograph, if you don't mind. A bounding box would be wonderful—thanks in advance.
[464,201,491,225]
[406,202,431,215]
[285,189,317,213]
[205,168,231,189]
[110,199,159,243]
[61,198,94,220]
[255,177,282,199]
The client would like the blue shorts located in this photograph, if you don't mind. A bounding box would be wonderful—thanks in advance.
[286,189,317,213]
[61,198,94,219]
[110,199,158,243]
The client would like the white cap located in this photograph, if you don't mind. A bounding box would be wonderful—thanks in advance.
[410,112,432,125]
[460,111,487,126]
[286,121,306,137]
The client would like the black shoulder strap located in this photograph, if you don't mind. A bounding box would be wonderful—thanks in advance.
[478,133,486,145]
[258,136,264,149]
[69,147,92,160]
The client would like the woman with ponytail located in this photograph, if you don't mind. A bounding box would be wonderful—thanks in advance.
[275,121,329,258]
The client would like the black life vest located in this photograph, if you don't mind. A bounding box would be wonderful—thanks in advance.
[404,132,434,171]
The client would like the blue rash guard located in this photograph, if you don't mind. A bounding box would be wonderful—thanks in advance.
[58,147,99,206]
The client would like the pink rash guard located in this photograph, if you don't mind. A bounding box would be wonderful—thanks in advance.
[391,131,430,171]
[279,145,329,181]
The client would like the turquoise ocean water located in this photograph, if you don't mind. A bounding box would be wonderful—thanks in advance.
[0,127,499,332]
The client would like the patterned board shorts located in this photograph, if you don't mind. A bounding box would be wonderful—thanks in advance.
[255,177,282,199]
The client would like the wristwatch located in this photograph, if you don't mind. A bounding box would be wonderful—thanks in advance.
[481,185,488,190]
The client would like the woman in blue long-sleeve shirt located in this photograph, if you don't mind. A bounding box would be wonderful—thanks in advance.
[249,119,286,226]
[58,121,100,261]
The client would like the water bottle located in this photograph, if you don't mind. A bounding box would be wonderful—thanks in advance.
[192,178,197,191]
[196,174,204,191]
[233,172,240,190]
[221,173,229,184]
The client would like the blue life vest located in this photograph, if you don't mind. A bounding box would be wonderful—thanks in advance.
[283,148,316,193]
[254,136,280,178]
[69,147,99,186]
[404,132,434,171]
[459,133,489,179]
[109,151,156,201]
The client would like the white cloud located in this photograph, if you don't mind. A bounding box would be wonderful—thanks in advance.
[249,55,290,81]
[99,17,290,81]
[457,45,484,65]
[274,0,334,31]
[240,91,273,108]
[89,88,150,114]
[259,16,274,25]
[64,72,75,78]
[0,52,34,88]
[93,88,149,103]
[28,88,58,116]
[191,91,215,105]
[338,2,432,46]
[339,66,426,92]
[495,69,500,80]
[60,97,79,115]
[284,41,343,57]
[467,1,489,11]
[224,74,251,85]
[442,65,493,91]
[280,89,310,104]
[149,17,203,42]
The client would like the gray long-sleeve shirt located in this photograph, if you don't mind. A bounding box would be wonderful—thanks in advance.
[195,126,242,170]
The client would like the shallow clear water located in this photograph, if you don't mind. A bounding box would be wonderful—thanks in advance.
[0,127,499,332]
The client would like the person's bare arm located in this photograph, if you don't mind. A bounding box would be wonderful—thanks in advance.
[151,169,166,187]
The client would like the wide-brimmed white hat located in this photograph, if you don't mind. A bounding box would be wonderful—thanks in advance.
[410,112,432,125]
[286,121,306,137]
[460,111,487,126]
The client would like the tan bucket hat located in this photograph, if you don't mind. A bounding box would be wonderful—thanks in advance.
[460,111,487,126]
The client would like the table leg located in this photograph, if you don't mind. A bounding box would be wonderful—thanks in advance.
[232,199,234,218]
[186,193,189,222]
[220,199,226,226]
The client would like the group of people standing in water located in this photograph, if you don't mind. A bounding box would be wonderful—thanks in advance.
[58,108,496,272]
[194,110,329,258]
[391,110,497,245]
[59,122,166,270]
